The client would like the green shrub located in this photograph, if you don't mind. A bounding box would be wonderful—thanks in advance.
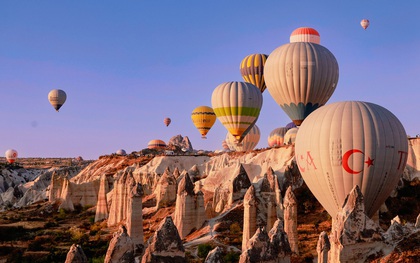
[197,243,213,258]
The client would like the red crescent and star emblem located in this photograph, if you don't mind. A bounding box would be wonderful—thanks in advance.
[342,149,374,174]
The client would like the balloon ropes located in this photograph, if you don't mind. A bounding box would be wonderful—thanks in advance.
[295,101,408,217]
[211,81,263,144]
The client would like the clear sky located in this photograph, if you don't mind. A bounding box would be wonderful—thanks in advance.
[1,1,419,160]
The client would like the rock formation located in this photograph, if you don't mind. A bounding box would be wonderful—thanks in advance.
[329,185,389,263]
[416,213,420,228]
[242,185,258,251]
[240,218,291,263]
[204,246,225,263]
[59,177,74,211]
[316,231,330,263]
[126,183,144,255]
[49,171,65,203]
[104,225,135,263]
[173,172,205,239]
[108,167,136,226]
[64,244,88,263]
[141,216,186,263]
[283,186,298,255]
[94,174,109,222]
[154,167,177,209]
[167,134,193,152]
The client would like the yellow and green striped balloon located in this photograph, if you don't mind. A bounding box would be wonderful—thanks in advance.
[211,81,263,143]
[240,54,268,93]
[191,106,216,139]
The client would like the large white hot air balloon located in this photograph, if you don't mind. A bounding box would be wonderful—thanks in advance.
[5,149,18,164]
[212,81,263,143]
[295,101,408,218]
[264,27,339,126]
[48,89,67,112]
[226,124,261,152]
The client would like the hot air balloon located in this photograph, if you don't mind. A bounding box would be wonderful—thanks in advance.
[211,81,263,144]
[295,101,408,218]
[164,117,171,127]
[48,89,67,112]
[264,28,339,126]
[227,124,261,152]
[116,149,127,156]
[222,140,230,151]
[147,139,166,150]
[240,54,269,93]
[5,149,18,164]
[360,19,370,30]
[284,127,298,145]
[285,122,297,130]
[289,27,320,44]
[191,106,216,139]
[267,127,288,147]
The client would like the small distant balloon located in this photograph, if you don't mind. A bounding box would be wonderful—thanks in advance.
[116,149,126,156]
[191,106,216,139]
[5,149,18,164]
[360,19,370,30]
[284,127,298,145]
[164,117,171,127]
[268,127,288,147]
[48,89,67,112]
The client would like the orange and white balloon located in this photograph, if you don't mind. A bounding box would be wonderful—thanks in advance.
[5,149,18,164]
[360,19,370,30]
[289,27,320,44]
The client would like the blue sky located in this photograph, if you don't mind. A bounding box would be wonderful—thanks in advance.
[1,1,419,159]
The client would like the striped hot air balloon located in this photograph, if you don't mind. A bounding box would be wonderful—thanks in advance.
[5,149,18,164]
[289,27,320,44]
[147,139,166,150]
[191,106,216,139]
[211,81,263,143]
[295,101,408,217]
[226,124,260,152]
[48,89,67,112]
[240,54,268,93]
[265,28,339,126]
[268,127,288,147]
[163,117,171,127]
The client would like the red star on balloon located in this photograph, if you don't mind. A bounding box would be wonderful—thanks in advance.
[365,157,374,167]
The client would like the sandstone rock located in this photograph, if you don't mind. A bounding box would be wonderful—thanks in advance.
[141,216,186,263]
[239,227,270,263]
[204,246,225,263]
[383,215,415,244]
[108,168,136,226]
[154,167,177,209]
[173,173,205,239]
[242,184,258,251]
[65,244,88,263]
[283,186,298,255]
[267,218,291,262]
[94,174,109,222]
[329,185,389,263]
[59,177,74,211]
[168,134,193,152]
[316,231,330,263]
[126,183,145,255]
[416,213,420,228]
[104,225,135,263]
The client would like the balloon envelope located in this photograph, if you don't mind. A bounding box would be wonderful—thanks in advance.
[268,127,288,147]
[227,124,260,152]
[116,149,126,156]
[295,101,408,217]
[48,89,67,112]
[360,19,370,30]
[240,54,268,93]
[290,27,320,44]
[164,117,171,127]
[191,106,216,139]
[147,139,166,150]
[284,127,298,145]
[5,149,18,164]
[264,41,339,126]
[211,81,263,143]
